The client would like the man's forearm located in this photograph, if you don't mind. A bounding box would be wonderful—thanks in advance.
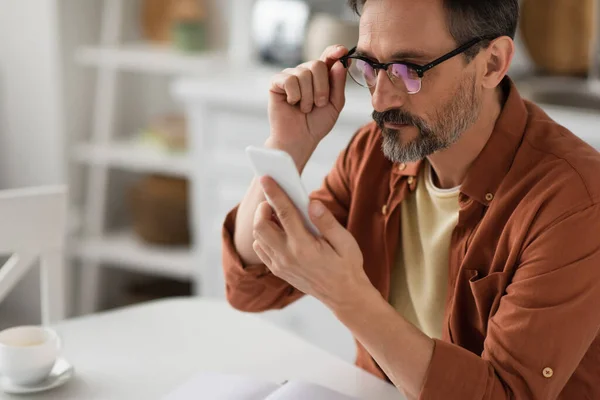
[234,177,269,265]
[331,286,434,400]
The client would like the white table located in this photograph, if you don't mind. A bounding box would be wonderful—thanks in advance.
[0,299,402,400]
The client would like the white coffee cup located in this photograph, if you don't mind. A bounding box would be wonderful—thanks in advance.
[0,326,61,386]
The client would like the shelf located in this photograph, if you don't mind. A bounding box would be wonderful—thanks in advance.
[72,230,194,280]
[76,42,225,75]
[73,141,192,177]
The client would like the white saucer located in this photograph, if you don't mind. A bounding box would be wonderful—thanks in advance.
[0,358,74,395]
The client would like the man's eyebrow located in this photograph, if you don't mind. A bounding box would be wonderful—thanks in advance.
[354,49,431,63]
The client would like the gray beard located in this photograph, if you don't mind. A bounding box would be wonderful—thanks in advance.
[381,75,480,164]
[381,128,446,163]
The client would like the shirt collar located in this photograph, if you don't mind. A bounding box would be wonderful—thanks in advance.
[460,77,528,205]
[391,77,528,205]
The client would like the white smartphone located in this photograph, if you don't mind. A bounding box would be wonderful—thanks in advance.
[245,145,321,236]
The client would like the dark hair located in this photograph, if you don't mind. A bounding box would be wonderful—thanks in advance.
[347,0,519,60]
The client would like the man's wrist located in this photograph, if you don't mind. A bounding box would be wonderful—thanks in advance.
[264,137,316,172]
[329,281,384,322]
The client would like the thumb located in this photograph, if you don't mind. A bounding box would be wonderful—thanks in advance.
[309,200,348,252]
[329,59,347,112]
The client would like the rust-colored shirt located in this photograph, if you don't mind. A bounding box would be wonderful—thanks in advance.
[221,79,600,399]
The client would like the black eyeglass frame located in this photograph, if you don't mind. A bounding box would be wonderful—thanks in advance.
[339,36,497,81]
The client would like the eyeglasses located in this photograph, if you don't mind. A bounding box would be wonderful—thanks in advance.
[339,36,495,94]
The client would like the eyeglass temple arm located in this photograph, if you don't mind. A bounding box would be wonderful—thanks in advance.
[340,47,357,66]
[417,37,492,76]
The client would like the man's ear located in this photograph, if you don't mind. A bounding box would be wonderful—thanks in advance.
[481,36,515,89]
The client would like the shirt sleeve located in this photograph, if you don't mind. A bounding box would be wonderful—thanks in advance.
[221,136,356,313]
[419,203,600,400]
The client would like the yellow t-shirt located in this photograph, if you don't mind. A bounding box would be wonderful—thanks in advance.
[389,161,460,339]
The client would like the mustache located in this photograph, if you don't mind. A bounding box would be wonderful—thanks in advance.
[372,109,423,129]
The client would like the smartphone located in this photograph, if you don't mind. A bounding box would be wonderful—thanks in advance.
[245,146,321,236]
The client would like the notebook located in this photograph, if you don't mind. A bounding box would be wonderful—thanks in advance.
[163,372,360,400]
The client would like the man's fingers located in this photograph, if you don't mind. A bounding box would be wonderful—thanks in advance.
[270,72,301,105]
[254,201,283,236]
[309,200,351,253]
[296,67,315,113]
[253,202,286,256]
[254,201,274,225]
[320,45,349,70]
[260,176,309,239]
[318,45,348,111]
[271,46,347,111]
[329,61,347,113]
[308,61,330,108]
[252,241,272,268]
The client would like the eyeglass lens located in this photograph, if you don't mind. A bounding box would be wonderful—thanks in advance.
[347,59,422,94]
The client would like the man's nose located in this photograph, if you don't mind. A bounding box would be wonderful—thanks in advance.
[371,69,407,113]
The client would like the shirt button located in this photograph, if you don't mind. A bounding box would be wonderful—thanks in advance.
[382,205,388,215]
[485,193,494,202]
[407,176,415,185]
[398,163,407,171]
[542,367,554,378]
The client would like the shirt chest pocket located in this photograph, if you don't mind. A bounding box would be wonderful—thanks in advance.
[466,269,511,334]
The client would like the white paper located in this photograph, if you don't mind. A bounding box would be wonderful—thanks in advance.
[163,372,280,400]
[265,381,360,400]
[163,372,361,400]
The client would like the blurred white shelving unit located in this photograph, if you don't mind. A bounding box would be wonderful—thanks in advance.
[76,42,224,75]
[73,230,194,280]
[73,141,193,177]
[70,0,221,315]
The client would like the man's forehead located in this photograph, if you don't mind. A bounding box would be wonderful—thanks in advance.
[361,0,444,17]
[359,8,402,36]
[358,0,451,58]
